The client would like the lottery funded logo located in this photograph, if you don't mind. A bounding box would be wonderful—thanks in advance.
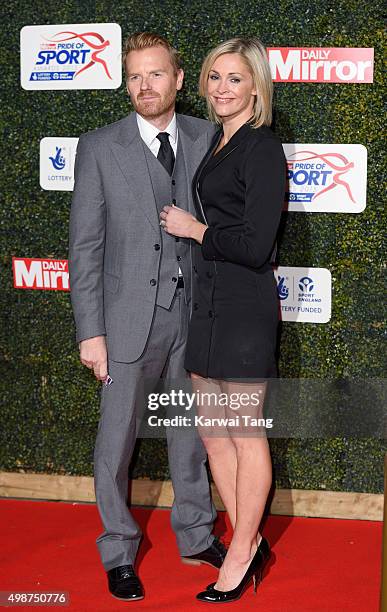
[40,137,79,191]
[283,144,367,213]
[20,23,122,90]
[274,266,331,323]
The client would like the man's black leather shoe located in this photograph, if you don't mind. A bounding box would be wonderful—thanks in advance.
[181,537,227,569]
[107,564,144,601]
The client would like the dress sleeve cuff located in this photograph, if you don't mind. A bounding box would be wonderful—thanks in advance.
[201,227,217,260]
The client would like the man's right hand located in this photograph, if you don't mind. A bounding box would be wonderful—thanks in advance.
[79,336,108,382]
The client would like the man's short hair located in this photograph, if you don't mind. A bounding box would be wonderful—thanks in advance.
[122,32,182,76]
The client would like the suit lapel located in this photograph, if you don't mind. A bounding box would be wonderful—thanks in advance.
[110,113,159,233]
[177,115,209,214]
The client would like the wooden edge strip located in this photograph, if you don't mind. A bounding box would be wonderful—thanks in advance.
[380,454,387,610]
[0,471,383,521]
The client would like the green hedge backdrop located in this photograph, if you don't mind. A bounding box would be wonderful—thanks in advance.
[0,1,385,493]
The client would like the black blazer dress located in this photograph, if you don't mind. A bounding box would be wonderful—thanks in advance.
[184,122,286,380]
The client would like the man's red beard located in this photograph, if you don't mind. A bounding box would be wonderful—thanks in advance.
[133,91,175,119]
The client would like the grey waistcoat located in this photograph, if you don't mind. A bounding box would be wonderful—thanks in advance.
[142,138,191,309]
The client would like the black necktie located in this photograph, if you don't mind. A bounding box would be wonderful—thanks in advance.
[156,132,175,176]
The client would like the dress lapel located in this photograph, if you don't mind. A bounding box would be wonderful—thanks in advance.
[193,129,222,223]
[192,124,253,222]
[201,123,252,175]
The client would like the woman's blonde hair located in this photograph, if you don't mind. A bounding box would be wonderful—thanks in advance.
[199,37,273,128]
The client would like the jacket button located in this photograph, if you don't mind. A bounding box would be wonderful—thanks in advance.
[193,303,199,310]
[154,243,160,251]
[208,310,213,318]
[172,179,176,186]
[206,271,213,279]
[172,277,177,282]
[172,198,176,204]
[193,265,197,273]
[150,279,157,286]
[177,256,181,261]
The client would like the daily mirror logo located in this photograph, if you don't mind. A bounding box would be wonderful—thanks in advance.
[274,267,332,323]
[40,137,79,191]
[268,48,374,83]
[13,258,70,291]
[283,144,367,213]
[20,23,122,90]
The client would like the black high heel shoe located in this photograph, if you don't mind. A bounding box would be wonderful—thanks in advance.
[196,537,270,604]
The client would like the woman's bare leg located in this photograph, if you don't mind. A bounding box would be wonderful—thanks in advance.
[191,373,238,528]
[214,381,272,591]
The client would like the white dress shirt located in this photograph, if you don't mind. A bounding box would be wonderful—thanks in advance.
[136,113,178,157]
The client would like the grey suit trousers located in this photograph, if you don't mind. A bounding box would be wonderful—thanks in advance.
[94,288,217,570]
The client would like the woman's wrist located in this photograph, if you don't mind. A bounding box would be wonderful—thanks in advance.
[190,219,208,244]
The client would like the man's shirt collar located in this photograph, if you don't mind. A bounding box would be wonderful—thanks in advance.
[136,113,177,149]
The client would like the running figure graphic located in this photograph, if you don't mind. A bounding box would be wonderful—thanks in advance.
[289,150,356,202]
[45,31,112,80]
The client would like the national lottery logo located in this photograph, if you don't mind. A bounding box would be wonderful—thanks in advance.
[49,146,66,170]
[40,137,79,191]
[277,276,289,300]
[283,143,367,214]
[30,30,112,82]
[20,24,122,90]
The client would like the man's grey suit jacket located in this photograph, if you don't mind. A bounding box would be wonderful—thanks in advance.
[69,112,215,363]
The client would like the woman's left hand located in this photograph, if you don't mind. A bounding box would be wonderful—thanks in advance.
[160,205,197,238]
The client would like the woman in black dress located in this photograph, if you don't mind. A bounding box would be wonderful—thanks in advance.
[160,37,285,603]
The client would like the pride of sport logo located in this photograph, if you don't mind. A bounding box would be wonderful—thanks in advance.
[268,48,374,83]
[20,23,122,90]
[13,258,70,291]
[283,144,367,213]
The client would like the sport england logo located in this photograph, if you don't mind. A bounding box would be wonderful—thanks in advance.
[40,138,79,191]
[283,144,367,213]
[274,267,331,323]
[20,23,122,90]
[298,277,314,293]
[268,47,374,83]
[13,258,70,291]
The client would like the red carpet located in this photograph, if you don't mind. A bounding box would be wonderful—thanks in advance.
[0,499,382,611]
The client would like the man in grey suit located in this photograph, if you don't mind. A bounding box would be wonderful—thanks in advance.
[69,32,226,601]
